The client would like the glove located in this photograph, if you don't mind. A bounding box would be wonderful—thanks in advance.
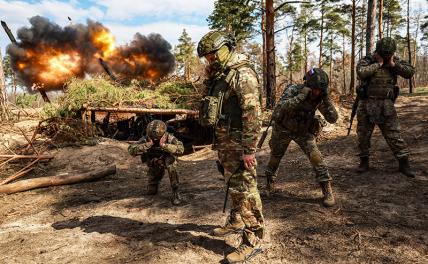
[128,145,138,156]
[296,87,312,101]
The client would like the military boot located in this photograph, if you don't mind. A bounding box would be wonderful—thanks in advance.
[320,181,335,207]
[265,170,276,195]
[171,188,181,205]
[147,184,158,195]
[226,240,262,263]
[398,156,415,178]
[212,217,244,237]
[356,157,369,173]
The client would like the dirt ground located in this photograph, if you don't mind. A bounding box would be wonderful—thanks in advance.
[0,95,427,264]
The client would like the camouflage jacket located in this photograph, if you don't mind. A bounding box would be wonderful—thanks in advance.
[357,55,415,99]
[206,53,262,154]
[128,132,184,161]
[273,84,338,135]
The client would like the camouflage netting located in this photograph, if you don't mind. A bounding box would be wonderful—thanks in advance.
[42,76,202,118]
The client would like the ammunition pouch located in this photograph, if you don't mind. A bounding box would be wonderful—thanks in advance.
[199,92,225,127]
[309,115,327,136]
[356,84,368,99]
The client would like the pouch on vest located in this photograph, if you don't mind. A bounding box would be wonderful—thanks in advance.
[199,93,224,127]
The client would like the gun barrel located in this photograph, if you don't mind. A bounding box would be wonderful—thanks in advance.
[98,58,117,81]
[1,21,17,44]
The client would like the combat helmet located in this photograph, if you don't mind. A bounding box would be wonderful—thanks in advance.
[146,120,167,140]
[304,68,329,94]
[375,37,397,57]
[197,31,236,57]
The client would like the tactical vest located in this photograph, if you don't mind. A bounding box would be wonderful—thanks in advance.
[199,60,260,130]
[362,56,399,100]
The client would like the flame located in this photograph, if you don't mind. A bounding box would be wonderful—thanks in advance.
[17,62,26,70]
[92,29,116,58]
[38,51,81,85]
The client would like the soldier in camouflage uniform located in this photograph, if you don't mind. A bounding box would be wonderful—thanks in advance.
[197,31,264,263]
[356,37,415,177]
[265,68,339,207]
[128,120,184,205]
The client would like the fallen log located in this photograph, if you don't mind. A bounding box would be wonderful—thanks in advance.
[0,155,53,159]
[84,106,199,116]
[0,165,117,194]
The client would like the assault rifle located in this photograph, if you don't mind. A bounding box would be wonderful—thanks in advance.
[217,160,244,213]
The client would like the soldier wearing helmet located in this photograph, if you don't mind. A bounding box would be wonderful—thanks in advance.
[355,37,415,177]
[198,30,264,263]
[266,68,338,206]
[128,120,184,205]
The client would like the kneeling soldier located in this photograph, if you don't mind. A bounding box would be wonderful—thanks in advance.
[128,120,184,205]
[265,68,339,207]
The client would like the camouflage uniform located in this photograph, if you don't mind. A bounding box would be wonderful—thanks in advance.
[356,57,414,158]
[356,37,415,176]
[211,52,264,247]
[266,84,338,184]
[128,123,184,203]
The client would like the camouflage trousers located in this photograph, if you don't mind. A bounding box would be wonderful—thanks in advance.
[146,155,179,191]
[217,148,265,246]
[266,124,332,183]
[357,99,409,158]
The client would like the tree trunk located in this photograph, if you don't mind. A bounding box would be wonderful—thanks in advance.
[288,25,295,83]
[378,0,383,38]
[265,0,276,108]
[366,0,376,55]
[350,0,356,94]
[329,35,333,89]
[319,8,325,67]
[406,0,413,93]
[304,27,308,76]
[0,49,9,121]
[0,165,117,194]
[342,33,347,94]
[261,0,268,105]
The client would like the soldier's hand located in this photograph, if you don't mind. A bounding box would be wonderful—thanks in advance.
[388,55,395,67]
[159,134,167,147]
[297,87,312,101]
[374,52,384,65]
[243,154,256,170]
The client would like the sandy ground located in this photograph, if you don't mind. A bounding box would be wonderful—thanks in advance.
[0,95,427,264]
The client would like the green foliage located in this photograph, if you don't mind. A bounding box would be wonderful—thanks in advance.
[41,77,195,118]
[15,93,38,108]
[174,29,198,80]
[207,0,258,42]
[383,0,404,37]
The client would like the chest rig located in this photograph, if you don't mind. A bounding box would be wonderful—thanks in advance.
[199,61,257,130]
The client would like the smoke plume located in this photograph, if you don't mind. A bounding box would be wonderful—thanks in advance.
[6,16,175,91]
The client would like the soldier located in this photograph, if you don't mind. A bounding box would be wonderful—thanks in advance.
[197,31,264,263]
[128,120,184,205]
[356,37,415,177]
[265,68,338,207]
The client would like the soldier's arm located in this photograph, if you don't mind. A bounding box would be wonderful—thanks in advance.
[280,85,310,111]
[235,67,261,154]
[391,58,415,79]
[357,56,382,80]
[318,97,339,124]
[161,134,184,155]
[128,136,153,156]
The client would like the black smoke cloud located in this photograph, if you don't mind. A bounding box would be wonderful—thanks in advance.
[6,16,175,91]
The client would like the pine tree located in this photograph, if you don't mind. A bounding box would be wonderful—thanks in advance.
[207,0,258,42]
[174,29,197,81]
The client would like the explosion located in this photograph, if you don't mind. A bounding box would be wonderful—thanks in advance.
[6,16,175,92]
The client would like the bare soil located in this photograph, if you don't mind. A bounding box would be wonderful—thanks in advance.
[0,95,427,264]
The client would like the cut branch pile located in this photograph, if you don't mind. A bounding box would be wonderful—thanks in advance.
[0,121,53,186]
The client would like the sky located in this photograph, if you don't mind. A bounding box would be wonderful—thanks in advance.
[0,0,215,55]
[1,0,427,58]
